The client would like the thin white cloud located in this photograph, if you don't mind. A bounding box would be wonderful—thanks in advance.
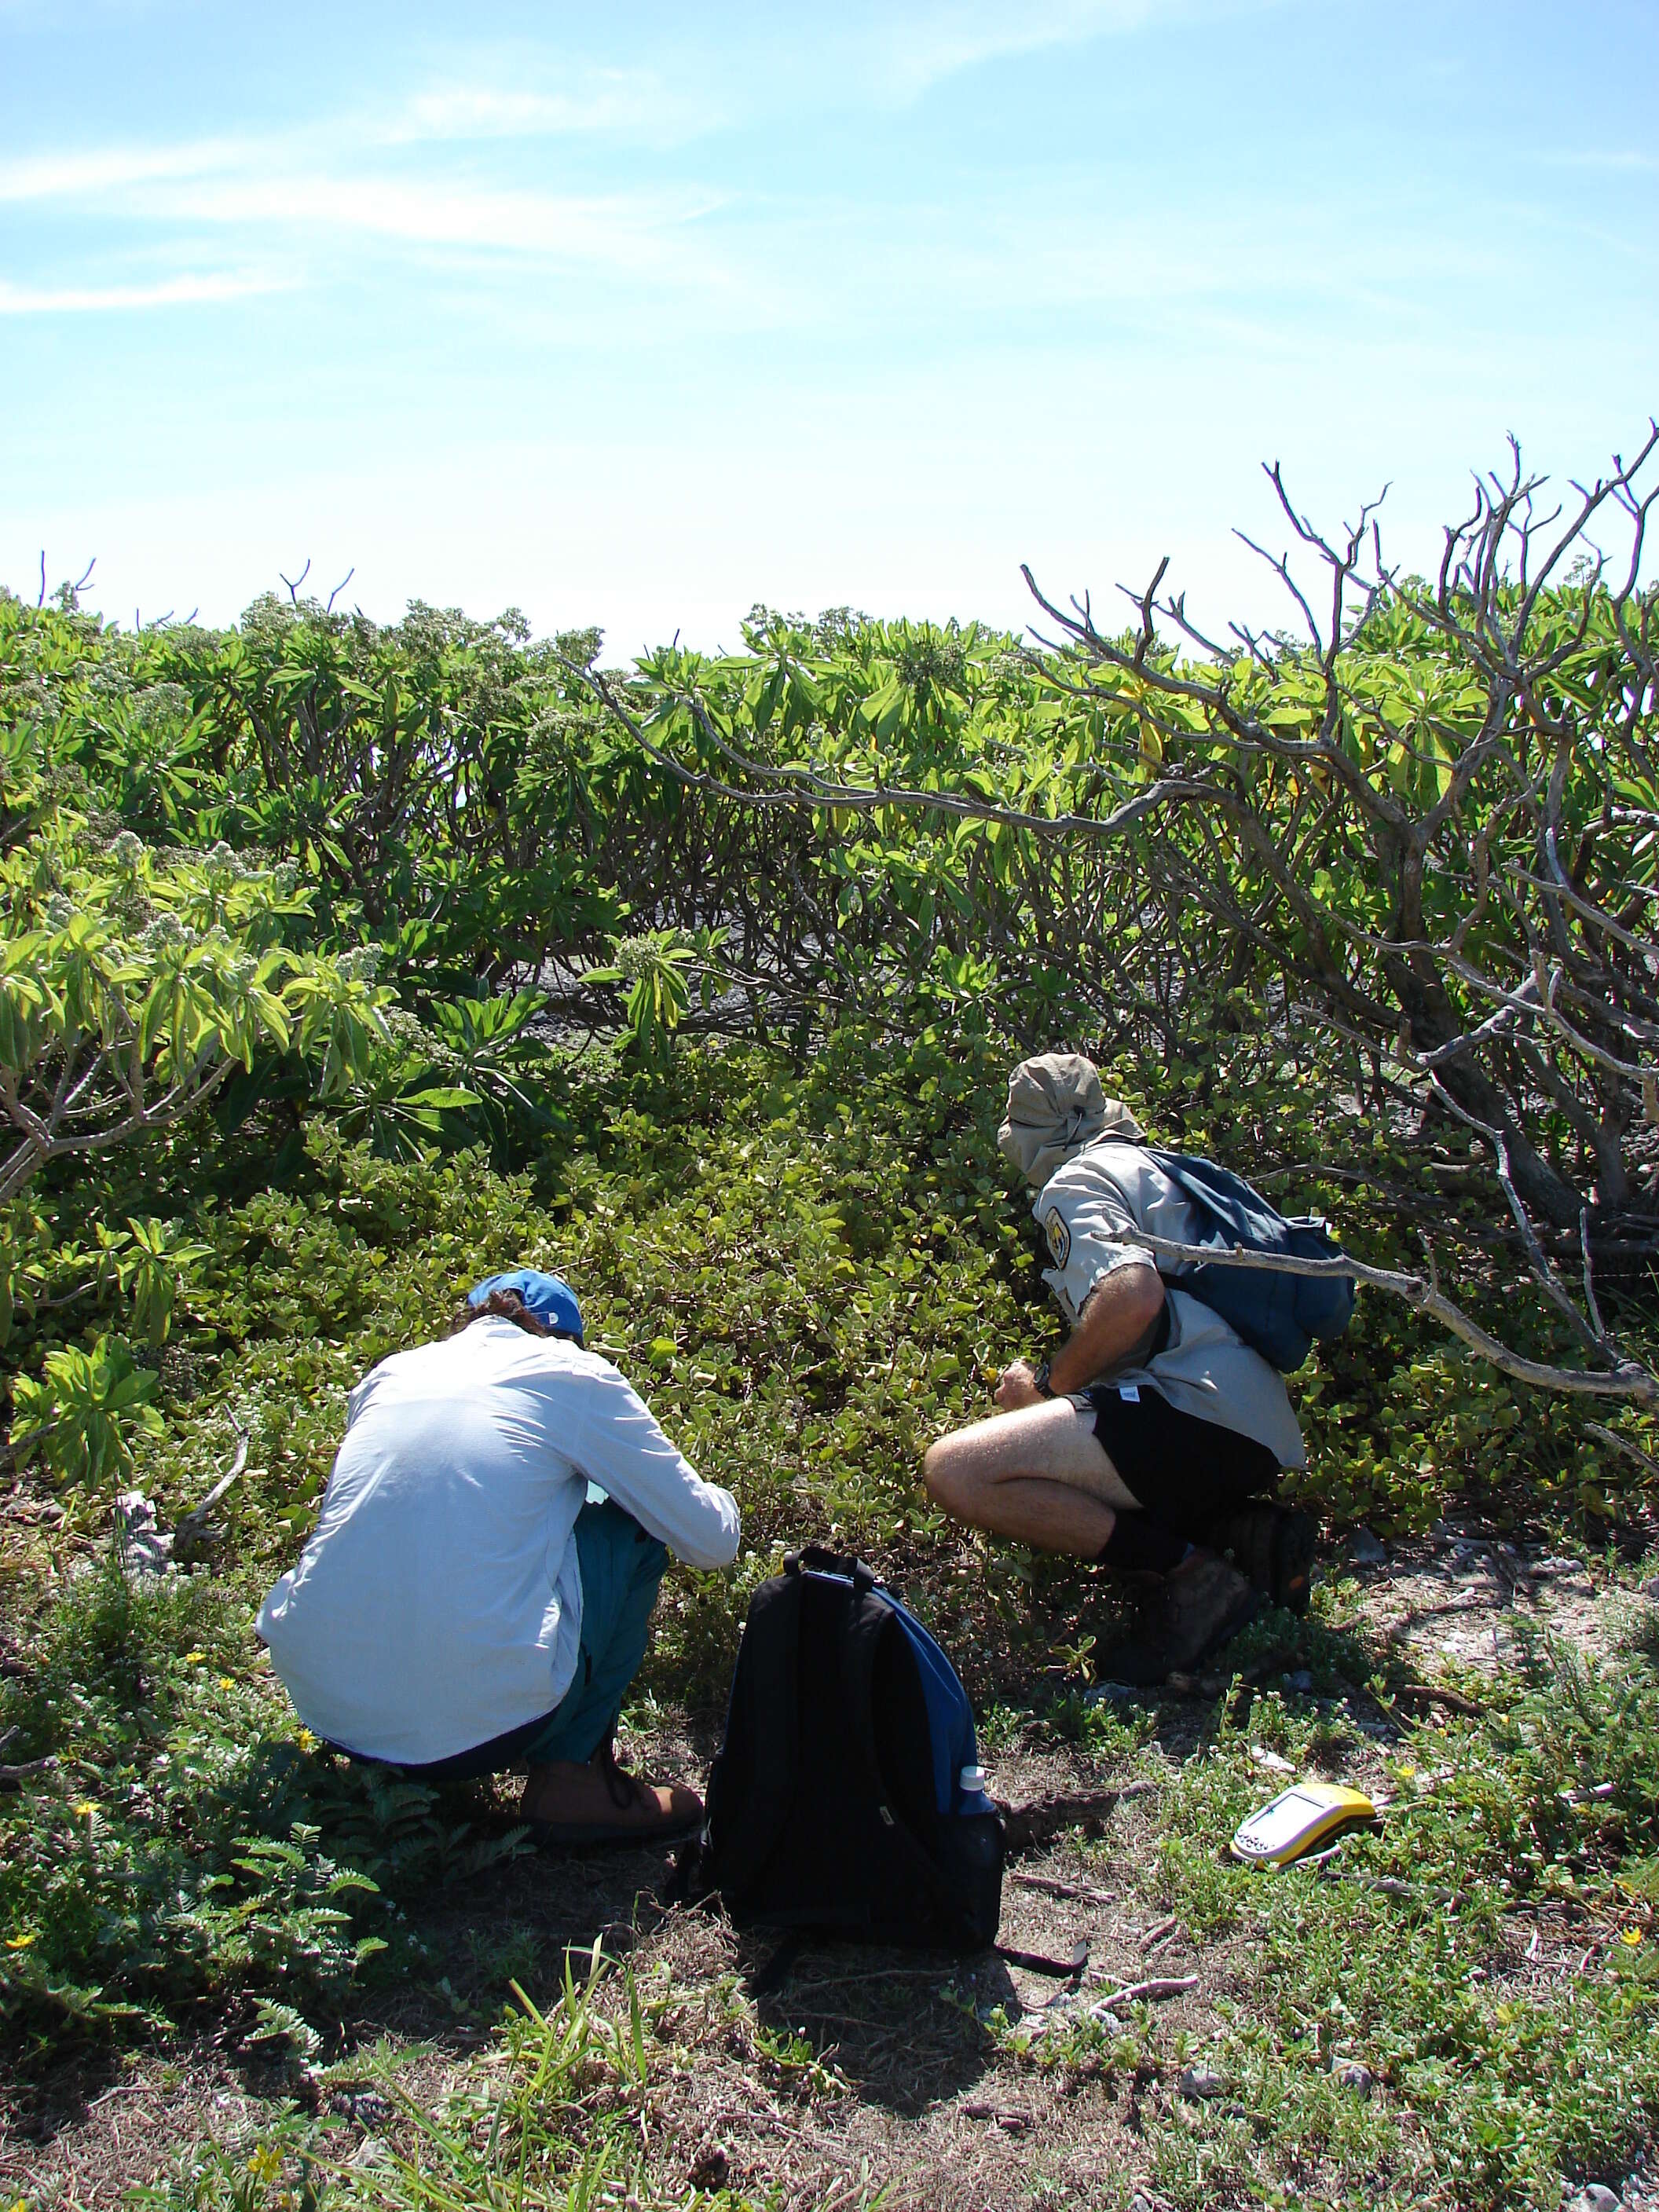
[867,0,1272,98]
[137,173,728,276]
[0,68,729,291]
[0,61,701,214]
[389,73,701,144]
[0,137,251,202]
[0,269,285,313]
[877,0,1153,93]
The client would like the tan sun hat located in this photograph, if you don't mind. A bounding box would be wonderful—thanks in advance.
[997,1052,1144,1188]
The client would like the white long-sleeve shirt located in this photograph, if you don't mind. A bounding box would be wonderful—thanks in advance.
[256,1317,740,1764]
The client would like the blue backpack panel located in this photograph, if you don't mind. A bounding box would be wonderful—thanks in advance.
[1131,1144,1356,1372]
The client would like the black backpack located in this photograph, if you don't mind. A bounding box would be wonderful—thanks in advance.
[687,1548,1004,1952]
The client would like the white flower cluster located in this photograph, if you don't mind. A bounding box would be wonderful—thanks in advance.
[140,912,192,954]
[335,944,384,984]
[382,1006,430,1048]
[613,933,666,982]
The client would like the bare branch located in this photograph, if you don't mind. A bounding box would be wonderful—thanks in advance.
[1114,1226,1659,1408]
[1581,1420,1659,1484]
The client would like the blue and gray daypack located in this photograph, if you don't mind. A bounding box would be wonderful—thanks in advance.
[686,1548,1004,1952]
[1107,1140,1355,1372]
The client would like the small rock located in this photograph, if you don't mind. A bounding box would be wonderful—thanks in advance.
[1285,1669,1314,1694]
[1563,2187,1622,2212]
[1639,1574,1659,1603]
[688,2147,729,2190]
[1334,2060,1374,2096]
[115,1491,174,1577]
[1351,1529,1387,1566]
[330,2089,393,2127]
[1536,1555,1583,1577]
[1179,2064,1225,2100]
[1087,2004,1124,2031]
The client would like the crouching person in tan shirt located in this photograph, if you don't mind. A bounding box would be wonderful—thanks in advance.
[923,1056,1313,1686]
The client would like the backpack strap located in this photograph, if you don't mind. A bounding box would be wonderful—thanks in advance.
[703,1575,803,1909]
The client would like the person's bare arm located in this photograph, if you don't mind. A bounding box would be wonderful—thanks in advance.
[994,1262,1166,1410]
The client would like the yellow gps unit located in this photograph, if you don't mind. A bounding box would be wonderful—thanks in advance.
[1230,1782,1378,1866]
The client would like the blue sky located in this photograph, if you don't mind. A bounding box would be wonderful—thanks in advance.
[2,1,1655,657]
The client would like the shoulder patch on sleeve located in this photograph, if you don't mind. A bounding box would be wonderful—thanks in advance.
[1043,1205,1071,1269]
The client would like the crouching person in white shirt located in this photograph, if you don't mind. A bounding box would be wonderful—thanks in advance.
[258,1269,741,1844]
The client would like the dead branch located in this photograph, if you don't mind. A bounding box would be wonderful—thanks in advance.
[1115,1225,1659,1408]
[1091,1974,1199,2008]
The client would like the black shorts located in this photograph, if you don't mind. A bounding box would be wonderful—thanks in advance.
[1086,1384,1279,1544]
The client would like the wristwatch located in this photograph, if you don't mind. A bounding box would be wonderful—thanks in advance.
[1032,1358,1057,1399]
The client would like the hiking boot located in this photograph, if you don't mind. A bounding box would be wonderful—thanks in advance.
[520,1734,703,1847]
[1097,1551,1262,1687]
[1217,1505,1317,1617]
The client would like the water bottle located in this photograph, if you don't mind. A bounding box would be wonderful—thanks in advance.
[944,1763,1005,1945]
[958,1763,996,1815]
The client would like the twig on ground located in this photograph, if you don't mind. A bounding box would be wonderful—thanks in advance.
[1391,1681,1483,1717]
[1315,1869,1453,1904]
[1009,1871,1116,1907]
[961,2102,1031,2131]
[1140,1914,1181,1953]
[0,1754,59,1788]
[1091,1974,1199,2008]
[174,1431,251,1558]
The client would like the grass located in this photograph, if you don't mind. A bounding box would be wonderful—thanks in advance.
[979,1616,1659,2210]
[10,1558,1657,2208]
[5,1035,1659,2208]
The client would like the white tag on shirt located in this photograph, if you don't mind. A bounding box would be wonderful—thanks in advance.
[1119,1382,1141,1402]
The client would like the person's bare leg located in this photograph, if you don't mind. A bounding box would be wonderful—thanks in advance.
[922,1399,1141,1557]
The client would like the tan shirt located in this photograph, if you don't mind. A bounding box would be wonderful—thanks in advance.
[1034,1141,1307,1470]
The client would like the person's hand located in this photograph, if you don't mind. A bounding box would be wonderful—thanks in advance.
[994,1359,1043,1412]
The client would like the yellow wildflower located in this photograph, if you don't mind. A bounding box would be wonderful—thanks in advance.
[246,2145,284,2185]
[217,1675,236,1690]
[295,1727,318,1752]
[72,1800,97,1818]
[184,1650,206,1664]
[1620,1926,1645,1948]
[5,1933,35,1950]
